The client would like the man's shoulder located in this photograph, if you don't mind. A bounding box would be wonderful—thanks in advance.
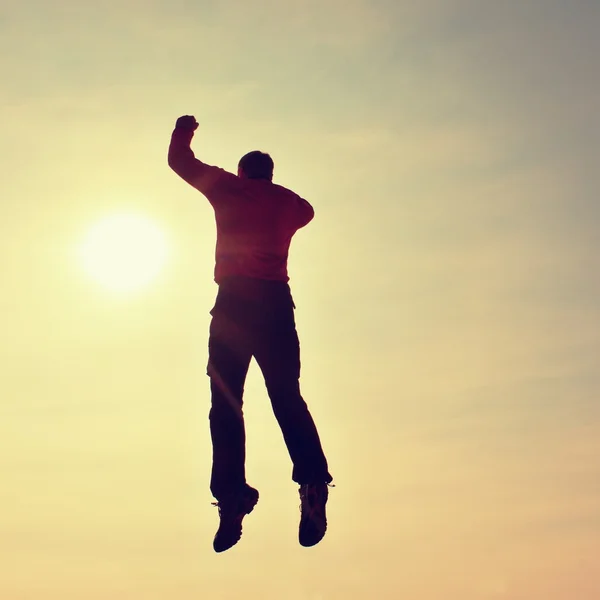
[208,165,238,182]
[269,182,302,200]
[201,166,240,193]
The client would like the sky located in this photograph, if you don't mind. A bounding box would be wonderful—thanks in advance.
[1,0,599,598]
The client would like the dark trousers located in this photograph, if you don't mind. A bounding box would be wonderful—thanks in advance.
[207,276,332,500]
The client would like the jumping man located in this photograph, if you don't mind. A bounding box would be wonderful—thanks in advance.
[168,115,333,552]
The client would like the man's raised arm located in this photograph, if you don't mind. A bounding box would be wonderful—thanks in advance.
[168,115,222,193]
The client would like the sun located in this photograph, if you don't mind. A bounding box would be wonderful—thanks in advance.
[79,212,169,294]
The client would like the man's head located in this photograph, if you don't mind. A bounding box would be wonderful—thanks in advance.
[238,151,274,181]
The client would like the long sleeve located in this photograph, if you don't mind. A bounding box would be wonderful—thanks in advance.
[168,128,223,194]
[296,196,315,228]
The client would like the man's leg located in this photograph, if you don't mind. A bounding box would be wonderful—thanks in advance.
[253,308,332,487]
[207,311,253,501]
[254,301,332,546]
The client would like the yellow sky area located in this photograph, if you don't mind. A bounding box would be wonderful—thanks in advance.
[2,1,600,599]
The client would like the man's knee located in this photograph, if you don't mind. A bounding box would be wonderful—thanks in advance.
[209,371,245,418]
[267,381,308,417]
[265,371,300,396]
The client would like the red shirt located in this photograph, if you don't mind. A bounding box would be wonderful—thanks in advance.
[168,129,314,284]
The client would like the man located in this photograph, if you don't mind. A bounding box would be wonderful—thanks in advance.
[168,115,333,553]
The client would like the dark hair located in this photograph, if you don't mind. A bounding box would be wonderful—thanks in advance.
[238,150,274,180]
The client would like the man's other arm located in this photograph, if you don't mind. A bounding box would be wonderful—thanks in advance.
[296,196,315,229]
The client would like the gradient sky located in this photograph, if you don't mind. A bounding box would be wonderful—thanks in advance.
[2,1,599,598]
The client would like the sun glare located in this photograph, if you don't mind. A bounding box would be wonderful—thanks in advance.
[79,212,169,294]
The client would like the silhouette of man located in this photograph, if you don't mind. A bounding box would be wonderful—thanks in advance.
[168,115,333,552]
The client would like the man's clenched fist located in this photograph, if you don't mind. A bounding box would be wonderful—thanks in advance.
[176,115,199,131]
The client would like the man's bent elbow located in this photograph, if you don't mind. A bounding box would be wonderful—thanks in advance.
[168,150,191,180]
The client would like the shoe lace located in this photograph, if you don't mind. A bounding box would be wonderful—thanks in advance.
[211,497,244,519]
[299,482,334,514]
[212,500,236,518]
